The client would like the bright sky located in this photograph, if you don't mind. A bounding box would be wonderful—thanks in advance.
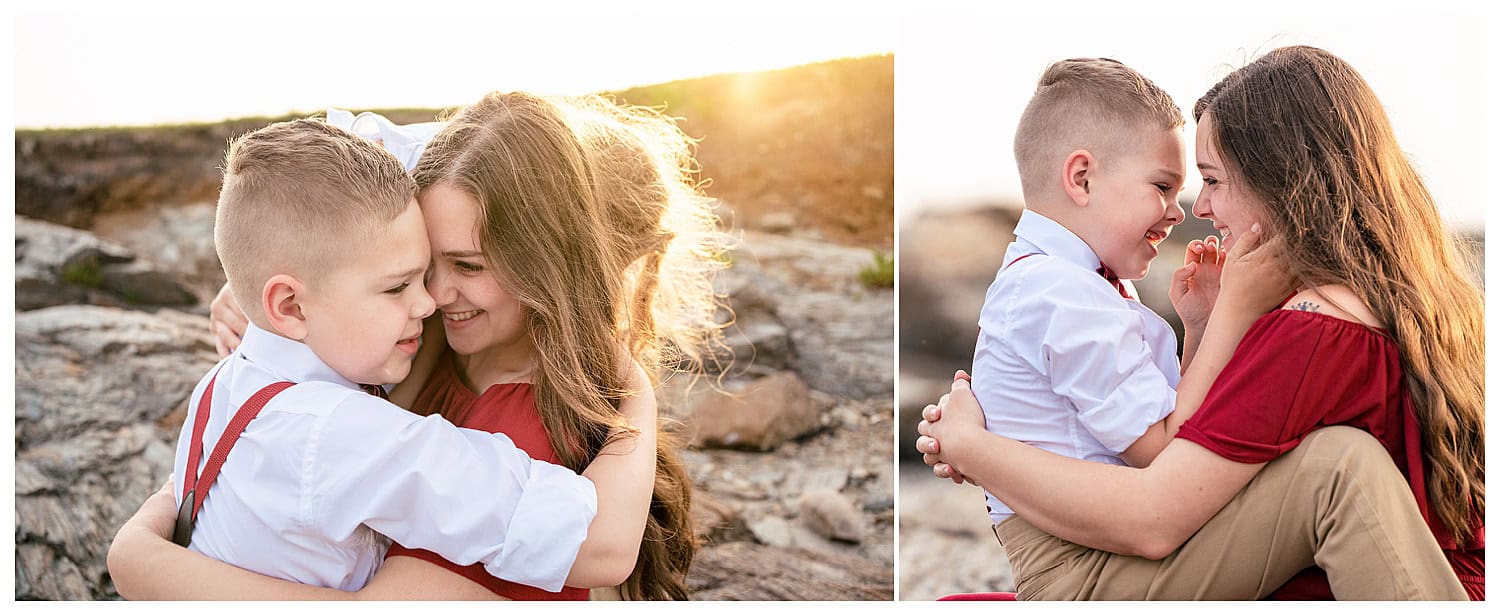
[14,14,895,129]
[897,13,1489,231]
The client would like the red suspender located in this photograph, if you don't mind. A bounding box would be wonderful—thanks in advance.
[1004,253,1037,270]
[173,370,294,546]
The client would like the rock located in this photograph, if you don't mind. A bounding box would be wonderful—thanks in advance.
[689,542,892,600]
[748,516,796,548]
[91,202,225,300]
[897,465,1014,599]
[714,231,893,400]
[15,215,198,310]
[799,468,849,493]
[686,371,820,451]
[798,490,865,543]
[14,306,218,599]
[691,491,748,545]
[98,260,200,305]
[715,307,791,377]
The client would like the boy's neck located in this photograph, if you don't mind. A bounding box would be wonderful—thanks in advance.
[1025,202,1104,261]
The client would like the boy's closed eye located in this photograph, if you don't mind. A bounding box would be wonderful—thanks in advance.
[385,282,411,295]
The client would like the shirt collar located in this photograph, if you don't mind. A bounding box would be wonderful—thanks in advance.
[236,322,360,391]
[1014,210,1104,271]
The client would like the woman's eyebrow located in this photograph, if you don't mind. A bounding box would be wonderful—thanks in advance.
[1197,162,1221,172]
[441,250,484,258]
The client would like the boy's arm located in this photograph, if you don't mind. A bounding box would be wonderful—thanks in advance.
[565,360,658,588]
[1118,224,1295,467]
[1033,291,1177,468]
[313,396,596,593]
[109,365,659,599]
[1117,305,1261,467]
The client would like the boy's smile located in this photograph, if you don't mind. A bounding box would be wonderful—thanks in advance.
[1081,128,1187,281]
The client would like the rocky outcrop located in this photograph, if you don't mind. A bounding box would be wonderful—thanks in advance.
[15,216,199,311]
[716,231,894,401]
[688,542,893,601]
[682,371,818,451]
[14,306,218,600]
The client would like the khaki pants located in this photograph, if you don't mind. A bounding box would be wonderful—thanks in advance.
[995,426,1466,600]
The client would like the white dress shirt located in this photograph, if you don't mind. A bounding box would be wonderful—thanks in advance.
[973,210,1181,524]
[171,323,596,592]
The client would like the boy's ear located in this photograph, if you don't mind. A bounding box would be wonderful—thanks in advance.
[262,274,310,341]
[1061,149,1094,207]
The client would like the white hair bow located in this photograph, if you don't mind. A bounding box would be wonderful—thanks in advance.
[327,109,444,172]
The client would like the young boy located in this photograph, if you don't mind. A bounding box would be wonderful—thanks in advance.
[168,119,594,593]
[970,58,1208,531]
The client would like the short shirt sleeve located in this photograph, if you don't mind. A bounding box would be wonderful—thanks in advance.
[997,257,1177,454]
[1176,310,1374,463]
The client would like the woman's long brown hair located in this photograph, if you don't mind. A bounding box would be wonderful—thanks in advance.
[413,92,728,598]
[1195,46,1484,543]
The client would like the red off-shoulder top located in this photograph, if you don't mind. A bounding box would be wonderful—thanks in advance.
[1176,309,1483,600]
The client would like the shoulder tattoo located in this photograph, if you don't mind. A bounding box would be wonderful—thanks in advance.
[1289,301,1321,313]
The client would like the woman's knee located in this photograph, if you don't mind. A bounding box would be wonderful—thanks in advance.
[1296,426,1401,482]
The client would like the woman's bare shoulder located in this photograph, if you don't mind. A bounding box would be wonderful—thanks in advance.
[1281,285,1385,329]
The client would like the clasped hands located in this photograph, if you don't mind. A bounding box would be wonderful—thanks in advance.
[914,370,983,485]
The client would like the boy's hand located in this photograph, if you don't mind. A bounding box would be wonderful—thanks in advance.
[209,283,249,358]
[915,371,982,485]
[1218,224,1298,320]
[1169,235,1224,333]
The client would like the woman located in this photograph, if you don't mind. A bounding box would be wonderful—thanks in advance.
[108,92,729,600]
[918,46,1483,600]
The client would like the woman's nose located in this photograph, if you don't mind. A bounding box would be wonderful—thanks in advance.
[1191,190,1211,219]
[425,265,456,306]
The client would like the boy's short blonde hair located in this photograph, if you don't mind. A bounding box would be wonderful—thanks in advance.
[1013,58,1184,200]
[214,118,417,327]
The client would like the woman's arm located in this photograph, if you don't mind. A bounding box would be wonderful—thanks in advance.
[108,481,354,600]
[564,361,657,588]
[1116,293,1264,466]
[1116,225,1294,466]
[108,484,502,599]
[112,367,654,599]
[925,379,1266,559]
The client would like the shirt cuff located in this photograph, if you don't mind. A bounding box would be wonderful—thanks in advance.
[483,460,597,591]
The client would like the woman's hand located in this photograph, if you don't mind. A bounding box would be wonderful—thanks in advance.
[915,371,983,485]
[106,478,179,599]
[1169,235,1225,334]
[209,283,249,357]
[1216,224,1298,321]
[121,478,178,540]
